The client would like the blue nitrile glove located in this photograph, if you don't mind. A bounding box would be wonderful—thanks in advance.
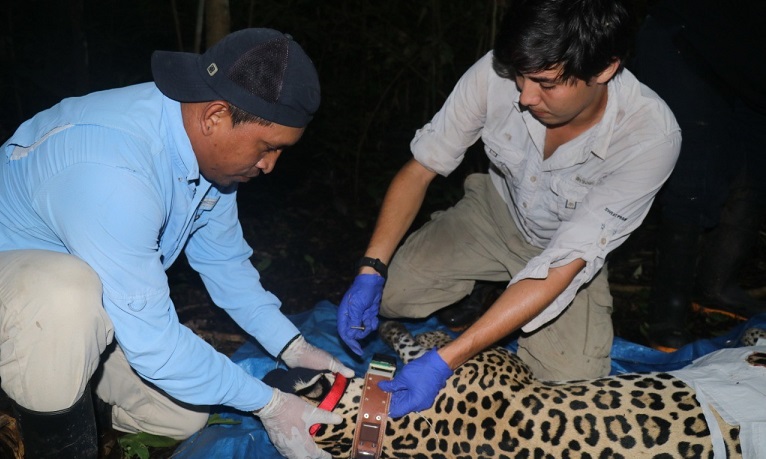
[378,349,453,418]
[337,274,385,355]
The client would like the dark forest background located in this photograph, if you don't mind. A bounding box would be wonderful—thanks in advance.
[0,0,522,321]
[0,0,759,350]
[1,0,511,195]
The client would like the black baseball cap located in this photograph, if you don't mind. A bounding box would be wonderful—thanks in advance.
[151,28,320,128]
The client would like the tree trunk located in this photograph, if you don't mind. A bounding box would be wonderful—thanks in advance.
[205,0,231,48]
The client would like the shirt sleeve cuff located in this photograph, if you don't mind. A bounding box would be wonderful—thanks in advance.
[249,306,302,357]
[512,247,606,333]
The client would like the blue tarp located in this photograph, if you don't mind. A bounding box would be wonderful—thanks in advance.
[171,300,766,459]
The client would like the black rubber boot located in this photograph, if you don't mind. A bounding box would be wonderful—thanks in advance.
[696,184,766,318]
[94,395,122,459]
[436,281,505,331]
[13,386,98,459]
[646,220,701,351]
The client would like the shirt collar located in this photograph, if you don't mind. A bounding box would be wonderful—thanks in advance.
[584,72,621,161]
[160,92,201,183]
[516,72,624,170]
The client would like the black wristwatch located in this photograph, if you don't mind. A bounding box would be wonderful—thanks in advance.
[356,256,388,279]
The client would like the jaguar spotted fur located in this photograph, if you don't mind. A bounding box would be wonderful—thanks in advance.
[305,323,766,458]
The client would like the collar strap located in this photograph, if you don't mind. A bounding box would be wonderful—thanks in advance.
[351,354,397,458]
[310,373,349,436]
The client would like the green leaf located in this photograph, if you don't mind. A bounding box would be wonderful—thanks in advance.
[256,257,272,272]
[119,432,179,459]
[304,254,317,274]
[207,413,242,426]
[119,437,150,459]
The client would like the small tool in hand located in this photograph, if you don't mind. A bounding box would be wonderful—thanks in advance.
[350,325,366,331]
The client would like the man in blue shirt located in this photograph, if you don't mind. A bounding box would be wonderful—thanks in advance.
[0,28,352,459]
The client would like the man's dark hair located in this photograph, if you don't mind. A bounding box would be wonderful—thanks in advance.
[229,104,273,127]
[493,0,635,82]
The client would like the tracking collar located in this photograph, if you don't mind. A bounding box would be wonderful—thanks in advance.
[351,354,397,458]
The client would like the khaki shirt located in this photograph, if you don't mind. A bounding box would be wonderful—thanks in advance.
[411,52,681,331]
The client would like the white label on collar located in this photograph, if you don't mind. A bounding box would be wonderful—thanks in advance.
[199,197,219,211]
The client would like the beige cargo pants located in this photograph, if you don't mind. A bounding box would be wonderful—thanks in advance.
[381,174,613,380]
[0,249,208,440]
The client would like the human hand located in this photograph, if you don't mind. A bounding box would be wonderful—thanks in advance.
[280,335,355,378]
[378,349,453,418]
[255,389,340,459]
[337,274,385,355]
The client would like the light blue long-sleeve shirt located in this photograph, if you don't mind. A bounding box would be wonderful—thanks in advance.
[0,82,300,411]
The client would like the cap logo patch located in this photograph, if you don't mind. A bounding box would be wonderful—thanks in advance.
[207,63,218,76]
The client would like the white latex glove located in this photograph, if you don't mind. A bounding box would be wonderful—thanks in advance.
[280,335,355,378]
[255,388,341,459]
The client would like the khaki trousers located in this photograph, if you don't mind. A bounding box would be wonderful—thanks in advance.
[381,174,613,380]
[0,249,208,440]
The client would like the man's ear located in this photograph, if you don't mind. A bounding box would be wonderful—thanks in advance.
[595,59,621,84]
[201,101,231,136]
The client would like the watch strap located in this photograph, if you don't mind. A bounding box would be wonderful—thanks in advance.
[356,257,388,279]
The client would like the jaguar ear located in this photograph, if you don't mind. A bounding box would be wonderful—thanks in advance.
[262,367,329,400]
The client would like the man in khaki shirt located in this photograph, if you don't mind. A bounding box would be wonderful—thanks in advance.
[338,0,680,418]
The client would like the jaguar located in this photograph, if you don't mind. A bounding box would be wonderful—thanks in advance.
[282,323,766,458]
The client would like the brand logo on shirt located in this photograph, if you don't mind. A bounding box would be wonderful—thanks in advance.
[604,207,627,221]
[194,197,220,221]
[574,175,595,186]
[199,197,219,211]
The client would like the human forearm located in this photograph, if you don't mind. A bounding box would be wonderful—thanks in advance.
[438,258,586,369]
[361,159,436,268]
[338,159,437,353]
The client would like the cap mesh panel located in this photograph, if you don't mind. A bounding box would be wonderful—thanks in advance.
[228,37,289,103]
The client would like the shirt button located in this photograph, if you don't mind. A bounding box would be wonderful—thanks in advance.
[522,202,528,208]
[530,176,537,182]
[600,238,607,245]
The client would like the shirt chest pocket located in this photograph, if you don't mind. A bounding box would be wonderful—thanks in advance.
[548,175,590,221]
[483,139,527,188]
